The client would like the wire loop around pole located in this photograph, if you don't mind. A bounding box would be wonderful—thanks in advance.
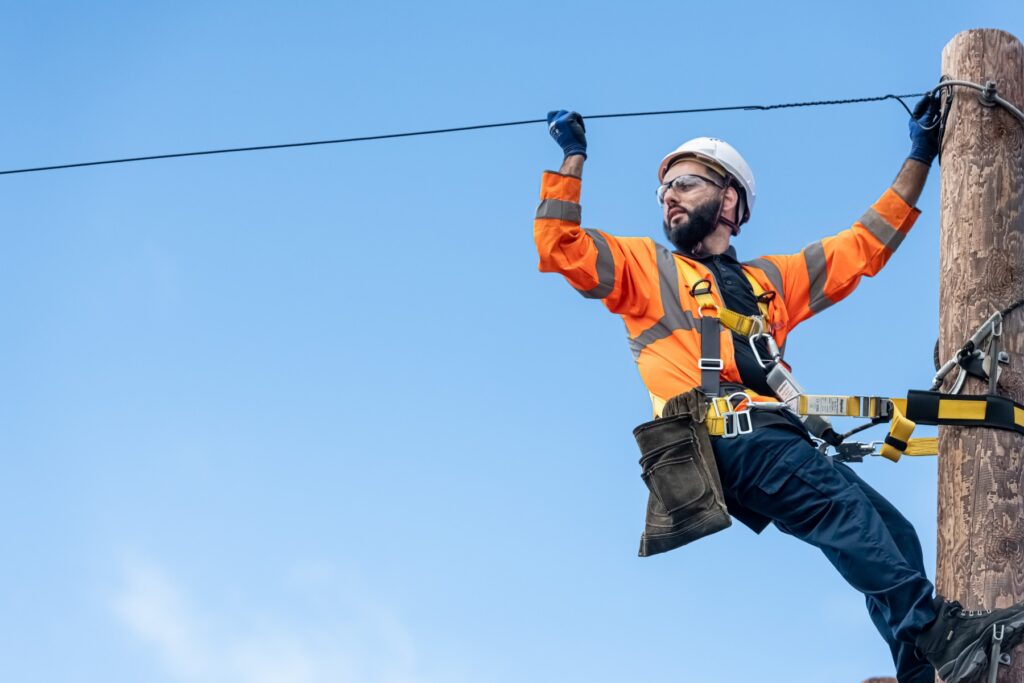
[930,79,1024,124]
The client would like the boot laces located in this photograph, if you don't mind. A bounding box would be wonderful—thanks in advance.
[947,601,993,618]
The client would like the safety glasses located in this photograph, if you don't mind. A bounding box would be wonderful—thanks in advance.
[656,174,723,205]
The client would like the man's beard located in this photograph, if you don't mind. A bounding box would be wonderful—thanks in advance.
[663,195,722,253]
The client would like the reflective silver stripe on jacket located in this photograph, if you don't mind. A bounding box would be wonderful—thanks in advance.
[743,257,785,300]
[628,245,699,359]
[858,207,907,252]
[574,229,615,299]
[535,199,581,223]
[803,241,832,313]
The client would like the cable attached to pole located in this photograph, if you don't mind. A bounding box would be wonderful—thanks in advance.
[925,76,1024,162]
[0,91,925,177]
[931,79,1024,124]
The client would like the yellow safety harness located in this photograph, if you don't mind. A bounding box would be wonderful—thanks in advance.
[673,256,1024,463]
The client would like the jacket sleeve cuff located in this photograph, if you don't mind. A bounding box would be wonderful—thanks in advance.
[540,171,582,203]
[876,187,921,231]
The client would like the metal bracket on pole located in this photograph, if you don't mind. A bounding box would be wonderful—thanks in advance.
[980,79,1000,108]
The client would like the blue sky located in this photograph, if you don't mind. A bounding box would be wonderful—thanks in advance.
[1,2,1022,682]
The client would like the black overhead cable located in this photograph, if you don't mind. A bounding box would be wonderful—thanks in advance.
[0,92,926,177]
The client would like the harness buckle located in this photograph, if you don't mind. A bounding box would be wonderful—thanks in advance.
[722,410,753,438]
[698,358,724,371]
[878,399,894,420]
[734,410,753,435]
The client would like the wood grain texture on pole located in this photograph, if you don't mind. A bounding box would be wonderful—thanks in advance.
[936,26,1024,655]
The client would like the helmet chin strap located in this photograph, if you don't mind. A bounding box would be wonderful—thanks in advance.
[711,184,739,236]
[686,182,739,256]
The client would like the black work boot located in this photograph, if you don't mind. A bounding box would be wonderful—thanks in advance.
[915,596,1024,683]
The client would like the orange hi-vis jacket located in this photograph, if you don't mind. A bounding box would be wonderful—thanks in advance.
[534,170,921,417]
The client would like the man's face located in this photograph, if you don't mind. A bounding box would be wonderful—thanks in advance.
[660,160,724,252]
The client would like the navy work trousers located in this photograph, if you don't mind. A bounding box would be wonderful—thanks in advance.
[711,424,937,683]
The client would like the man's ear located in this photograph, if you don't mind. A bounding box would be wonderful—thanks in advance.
[722,185,739,221]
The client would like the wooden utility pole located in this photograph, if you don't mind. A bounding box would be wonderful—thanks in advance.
[937,27,1024,680]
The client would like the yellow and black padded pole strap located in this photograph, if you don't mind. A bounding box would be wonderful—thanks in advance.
[879,389,1024,461]
[904,390,1024,434]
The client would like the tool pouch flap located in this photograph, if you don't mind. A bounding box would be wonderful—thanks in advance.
[633,389,731,557]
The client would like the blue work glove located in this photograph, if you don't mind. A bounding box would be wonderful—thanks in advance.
[908,93,942,165]
[547,110,587,159]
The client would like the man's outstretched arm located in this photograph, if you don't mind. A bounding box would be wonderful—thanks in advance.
[535,111,659,317]
[747,94,943,328]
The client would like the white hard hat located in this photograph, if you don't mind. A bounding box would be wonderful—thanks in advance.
[658,137,756,225]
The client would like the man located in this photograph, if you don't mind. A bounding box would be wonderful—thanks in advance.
[533,100,1024,683]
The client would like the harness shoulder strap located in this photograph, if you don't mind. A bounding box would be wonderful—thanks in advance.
[675,257,716,308]
[674,257,723,396]
[742,269,771,319]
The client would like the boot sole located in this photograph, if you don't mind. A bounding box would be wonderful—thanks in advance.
[938,611,1024,683]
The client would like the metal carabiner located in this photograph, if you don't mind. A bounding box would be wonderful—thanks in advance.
[749,327,782,370]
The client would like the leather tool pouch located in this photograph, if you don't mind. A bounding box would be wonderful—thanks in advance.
[634,389,731,557]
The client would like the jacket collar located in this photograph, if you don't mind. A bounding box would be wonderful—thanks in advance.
[678,245,739,263]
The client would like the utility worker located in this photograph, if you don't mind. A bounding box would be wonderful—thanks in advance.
[534,99,1024,683]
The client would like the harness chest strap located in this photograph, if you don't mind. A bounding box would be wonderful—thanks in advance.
[675,258,769,331]
[674,257,772,400]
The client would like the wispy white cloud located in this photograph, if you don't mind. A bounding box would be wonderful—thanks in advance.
[115,559,212,680]
[114,557,441,683]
